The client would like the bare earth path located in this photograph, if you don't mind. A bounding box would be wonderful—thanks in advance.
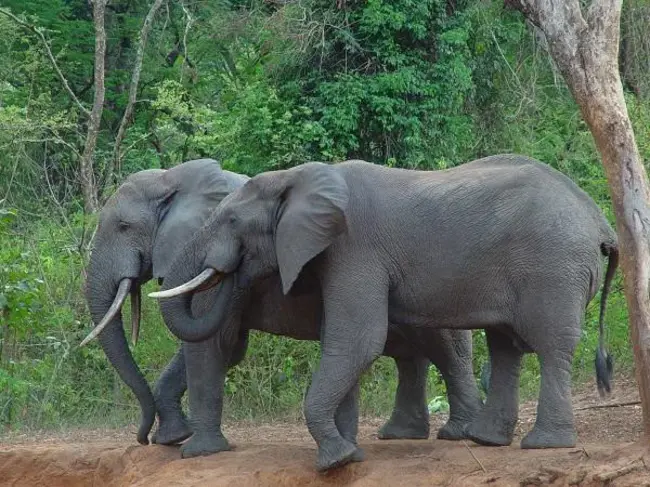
[2,378,650,486]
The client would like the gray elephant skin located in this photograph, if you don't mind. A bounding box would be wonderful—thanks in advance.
[83,158,482,451]
[84,158,247,445]
[155,154,618,472]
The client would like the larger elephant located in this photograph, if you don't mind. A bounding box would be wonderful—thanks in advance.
[154,154,618,472]
[82,158,482,451]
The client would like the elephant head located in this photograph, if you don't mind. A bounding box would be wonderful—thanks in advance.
[83,158,248,444]
[151,162,348,343]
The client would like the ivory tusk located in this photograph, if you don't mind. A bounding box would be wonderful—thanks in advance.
[148,268,222,299]
[80,278,132,347]
[131,284,141,346]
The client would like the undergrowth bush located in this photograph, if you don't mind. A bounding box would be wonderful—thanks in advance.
[0,0,646,436]
[0,206,634,430]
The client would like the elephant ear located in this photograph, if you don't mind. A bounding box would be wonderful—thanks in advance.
[152,159,249,279]
[275,163,349,295]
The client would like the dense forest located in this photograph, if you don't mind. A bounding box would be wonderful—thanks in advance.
[0,0,649,432]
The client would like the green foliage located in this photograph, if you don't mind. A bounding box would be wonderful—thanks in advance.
[281,0,478,167]
[0,0,648,434]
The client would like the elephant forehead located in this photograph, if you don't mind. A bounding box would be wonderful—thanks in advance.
[101,187,151,224]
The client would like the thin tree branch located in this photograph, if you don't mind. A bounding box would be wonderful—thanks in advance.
[179,0,194,80]
[79,0,108,214]
[105,0,166,195]
[575,400,641,411]
[0,8,91,117]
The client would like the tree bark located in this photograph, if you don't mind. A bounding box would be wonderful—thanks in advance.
[79,0,108,214]
[104,0,165,196]
[505,0,650,438]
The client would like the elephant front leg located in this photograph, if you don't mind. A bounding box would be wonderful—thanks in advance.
[334,381,366,462]
[180,337,231,458]
[378,356,430,440]
[305,276,388,471]
[152,346,192,445]
[465,330,522,446]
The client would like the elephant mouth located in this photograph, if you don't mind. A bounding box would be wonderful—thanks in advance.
[148,268,226,300]
[80,277,142,347]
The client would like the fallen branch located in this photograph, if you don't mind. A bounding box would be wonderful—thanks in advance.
[520,472,550,486]
[541,467,568,480]
[462,440,486,473]
[567,468,588,486]
[520,467,567,486]
[594,458,644,482]
[575,400,641,411]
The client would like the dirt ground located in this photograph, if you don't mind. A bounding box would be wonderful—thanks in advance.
[2,378,650,487]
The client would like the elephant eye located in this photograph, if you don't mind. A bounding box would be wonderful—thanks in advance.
[229,215,237,225]
[118,221,130,231]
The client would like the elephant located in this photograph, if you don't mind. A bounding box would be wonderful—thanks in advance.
[82,158,483,452]
[83,158,248,445]
[153,154,618,472]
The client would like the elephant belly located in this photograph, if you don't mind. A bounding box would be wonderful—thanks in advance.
[245,278,324,341]
[387,285,512,331]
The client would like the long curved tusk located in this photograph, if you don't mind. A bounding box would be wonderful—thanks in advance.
[131,284,141,346]
[148,268,222,299]
[80,278,132,347]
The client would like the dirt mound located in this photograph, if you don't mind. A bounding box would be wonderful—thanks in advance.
[2,378,649,486]
[2,439,650,486]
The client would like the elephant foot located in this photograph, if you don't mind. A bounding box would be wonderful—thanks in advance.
[521,425,576,449]
[347,446,365,463]
[436,418,471,441]
[377,415,429,440]
[180,433,231,459]
[152,415,193,446]
[464,417,515,447]
[316,437,360,472]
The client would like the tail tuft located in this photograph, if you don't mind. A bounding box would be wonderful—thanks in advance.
[595,240,618,398]
[595,345,614,397]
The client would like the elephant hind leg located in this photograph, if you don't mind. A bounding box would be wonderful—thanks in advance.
[378,356,430,440]
[423,329,482,441]
[465,329,522,447]
[519,314,581,448]
[151,346,192,445]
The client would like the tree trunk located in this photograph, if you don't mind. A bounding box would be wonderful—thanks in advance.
[79,0,108,214]
[505,0,650,437]
[104,0,165,197]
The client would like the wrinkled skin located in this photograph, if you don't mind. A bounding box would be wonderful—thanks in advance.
[84,158,482,449]
[158,154,618,472]
[85,158,248,445]
[164,274,482,459]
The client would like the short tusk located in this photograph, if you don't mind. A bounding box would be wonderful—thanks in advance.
[148,268,222,299]
[131,284,141,346]
[80,278,132,347]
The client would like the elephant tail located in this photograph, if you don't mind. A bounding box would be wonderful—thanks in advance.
[595,239,618,398]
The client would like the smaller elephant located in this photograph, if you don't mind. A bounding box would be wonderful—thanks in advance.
[83,158,247,444]
[155,154,617,471]
[82,158,482,451]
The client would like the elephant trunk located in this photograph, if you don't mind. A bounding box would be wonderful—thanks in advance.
[157,248,235,342]
[85,262,155,445]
